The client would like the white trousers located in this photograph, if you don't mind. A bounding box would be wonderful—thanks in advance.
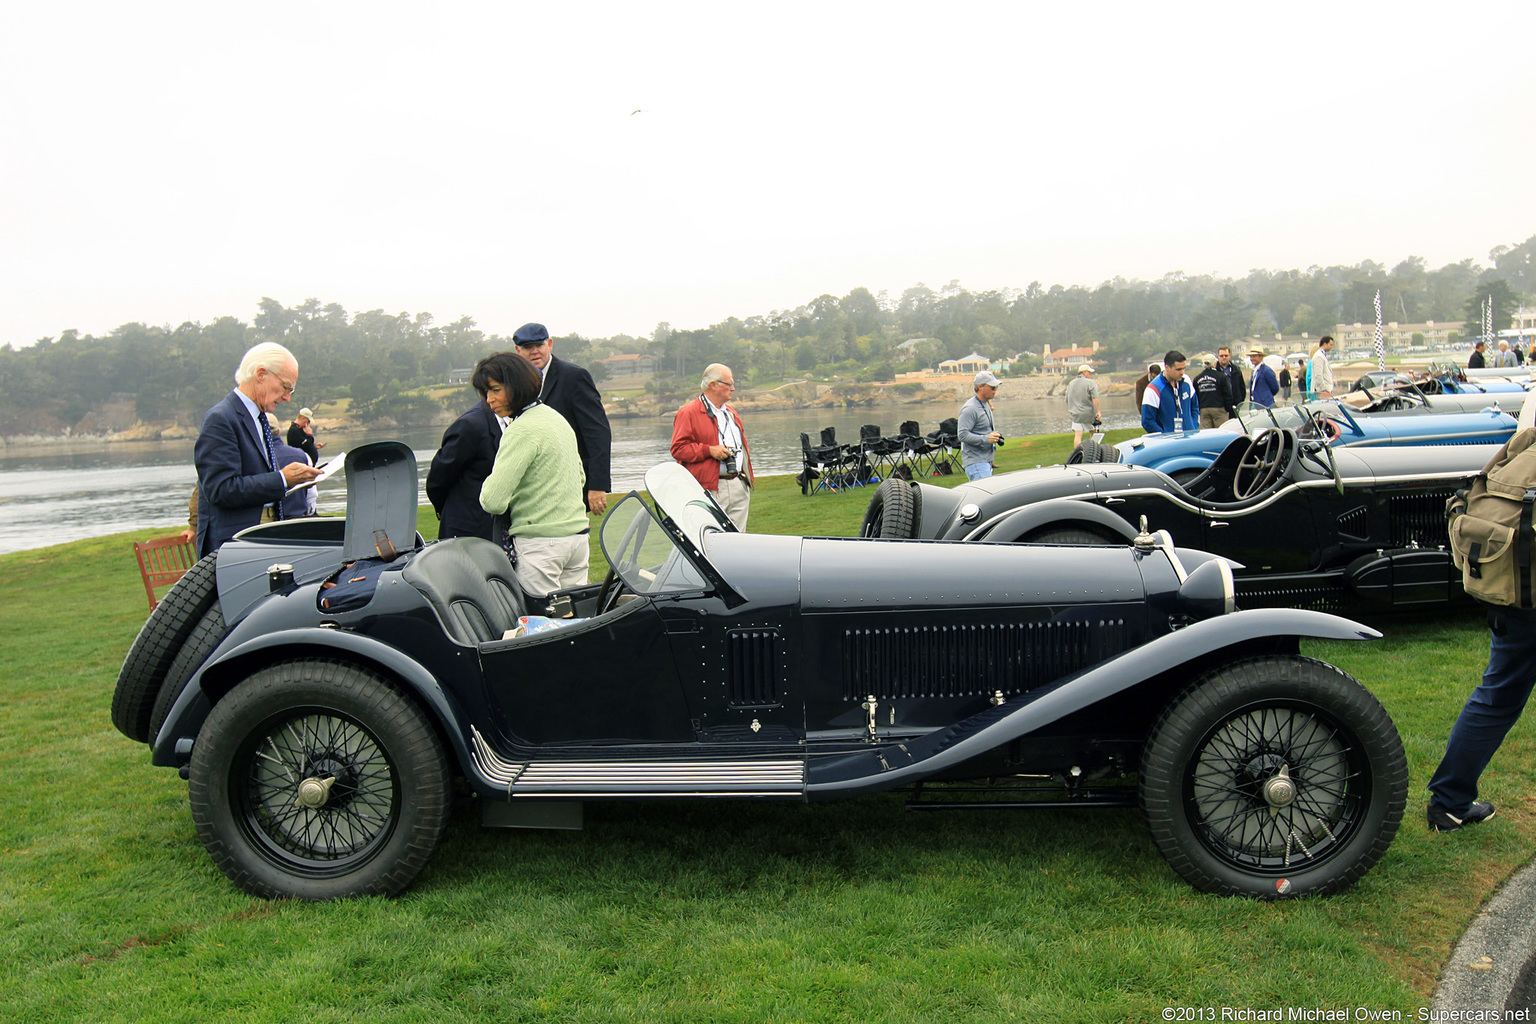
[512,534,590,597]
[711,475,751,531]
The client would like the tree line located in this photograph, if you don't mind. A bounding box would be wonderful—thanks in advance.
[2,234,1531,437]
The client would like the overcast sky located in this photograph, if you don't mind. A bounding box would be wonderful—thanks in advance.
[3,2,1533,349]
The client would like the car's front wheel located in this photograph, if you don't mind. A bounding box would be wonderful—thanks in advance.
[1139,656,1406,898]
[188,660,450,900]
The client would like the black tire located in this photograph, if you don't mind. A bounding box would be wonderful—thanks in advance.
[1139,656,1407,898]
[1025,526,1111,545]
[188,660,451,900]
[112,551,219,742]
[147,603,226,742]
[860,479,921,539]
[1068,440,1119,465]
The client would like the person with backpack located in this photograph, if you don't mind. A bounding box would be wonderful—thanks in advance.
[1429,421,1536,831]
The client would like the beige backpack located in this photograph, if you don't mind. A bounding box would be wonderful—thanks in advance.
[1447,428,1536,608]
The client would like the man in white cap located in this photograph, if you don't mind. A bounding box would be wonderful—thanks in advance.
[286,407,324,464]
[958,370,1004,480]
[1065,364,1102,447]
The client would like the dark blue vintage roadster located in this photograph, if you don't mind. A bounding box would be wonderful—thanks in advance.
[114,443,1407,901]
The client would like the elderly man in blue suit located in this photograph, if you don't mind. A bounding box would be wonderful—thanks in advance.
[193,342,323,557]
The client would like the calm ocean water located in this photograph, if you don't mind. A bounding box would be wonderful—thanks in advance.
[0,396,1140,555]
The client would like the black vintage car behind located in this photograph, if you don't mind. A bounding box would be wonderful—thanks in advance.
[865,426,1497,611]
[114,445,1407,901]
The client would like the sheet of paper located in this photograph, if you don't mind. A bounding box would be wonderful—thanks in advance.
[286,450,346,494]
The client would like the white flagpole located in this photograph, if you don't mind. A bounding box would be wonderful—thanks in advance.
[1373,290,1385,371]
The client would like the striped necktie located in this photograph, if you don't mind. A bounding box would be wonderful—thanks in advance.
[262,422,284,521]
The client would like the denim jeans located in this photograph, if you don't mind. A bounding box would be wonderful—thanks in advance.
[964,462,993,481]
[1427,613,1536,816]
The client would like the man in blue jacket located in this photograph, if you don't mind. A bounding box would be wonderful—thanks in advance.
[1140,350,1197,434]
[1246,348,1280,408]
[193,342,322,557]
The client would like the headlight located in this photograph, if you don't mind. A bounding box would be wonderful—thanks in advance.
[1178,557,1236,618]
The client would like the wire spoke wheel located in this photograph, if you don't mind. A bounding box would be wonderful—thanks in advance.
[239,710,398,869]
[190,660,450,900]
[1184,701,1360,873]
[1140,656,1406,898]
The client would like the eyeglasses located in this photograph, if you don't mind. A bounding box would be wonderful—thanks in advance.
[268,370,296,396]
[714,381,736,390]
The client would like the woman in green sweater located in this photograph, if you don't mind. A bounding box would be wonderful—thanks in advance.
[477,353,591,597]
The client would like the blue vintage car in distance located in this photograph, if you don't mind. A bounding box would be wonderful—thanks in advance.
[1076,394,1519,483]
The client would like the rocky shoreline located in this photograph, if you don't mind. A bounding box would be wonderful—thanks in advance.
[0,373,1136,448]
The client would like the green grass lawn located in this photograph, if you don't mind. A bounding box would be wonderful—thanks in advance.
[3,430,1533,1022]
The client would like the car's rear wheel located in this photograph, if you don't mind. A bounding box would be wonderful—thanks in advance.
[148,603,226,741]
[1139,656,1406,898]
[861,479,920,539]
[113,551,219,742]
[189,660,450,900]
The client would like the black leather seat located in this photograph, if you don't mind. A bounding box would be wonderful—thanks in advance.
[403,538,524,645]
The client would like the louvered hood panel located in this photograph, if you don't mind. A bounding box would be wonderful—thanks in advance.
[840,617,1134,702]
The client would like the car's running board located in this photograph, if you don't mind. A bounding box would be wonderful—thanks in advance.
[471,727,805,798]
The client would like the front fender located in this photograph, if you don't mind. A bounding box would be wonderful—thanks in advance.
[972,498,1139,544]
[151,627,478,776]
[806,607,1380,796]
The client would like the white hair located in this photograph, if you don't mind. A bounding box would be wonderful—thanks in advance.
[700,363,732,391]
[236,342,297,385]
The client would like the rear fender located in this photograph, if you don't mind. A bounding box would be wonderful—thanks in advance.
[972,498,1139,544]
[806,607,1380,796]
[151,627,477,777]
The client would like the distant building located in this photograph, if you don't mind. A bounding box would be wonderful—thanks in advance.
[937,352,994,375]
[1331,320,1460,352]
[1043,342,1100,372]
[447,367,473,385]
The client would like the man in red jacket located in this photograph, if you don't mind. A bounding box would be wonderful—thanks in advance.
[670,363,754,530]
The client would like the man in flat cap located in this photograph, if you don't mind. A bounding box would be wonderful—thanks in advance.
[511,323,613,515]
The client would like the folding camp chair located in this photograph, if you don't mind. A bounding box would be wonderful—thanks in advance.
[799,432,849,494]
[858,424,903,483]
[820,427,872,487]
[896,419,937,479]
[925,417,959,476]
[133,532,198,610]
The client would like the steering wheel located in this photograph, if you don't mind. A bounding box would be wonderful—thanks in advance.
[595,568,624,615]
[1233,430,1286,500]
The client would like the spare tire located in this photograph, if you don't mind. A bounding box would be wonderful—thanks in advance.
[112,551,219,743]
[1068,440,1119,465]
[148,602,227,742]
[860,479,921,539]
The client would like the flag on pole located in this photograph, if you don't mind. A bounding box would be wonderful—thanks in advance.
[1373,290,1385,370]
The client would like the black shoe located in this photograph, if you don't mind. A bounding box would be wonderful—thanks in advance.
[1427,801,1496,832]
